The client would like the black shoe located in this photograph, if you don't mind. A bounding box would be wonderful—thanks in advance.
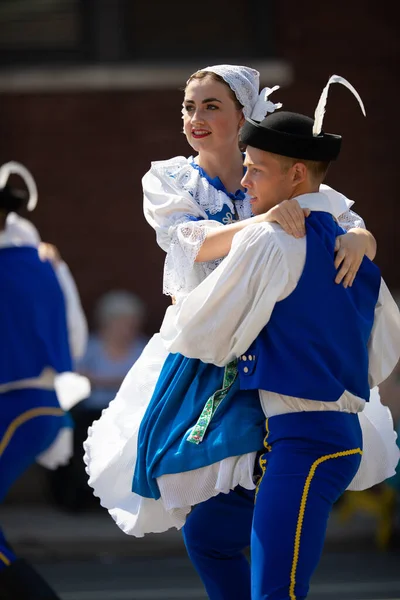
[0,558,60,599]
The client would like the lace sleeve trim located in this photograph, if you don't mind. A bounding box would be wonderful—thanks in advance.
[337,209,366,232]
[149,158,255,296]
[163,219,223,297]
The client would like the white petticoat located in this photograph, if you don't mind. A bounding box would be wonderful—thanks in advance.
[83,328,257,536]
[83,332,174,536]
[349,386,399,491]
[83,328,399,537]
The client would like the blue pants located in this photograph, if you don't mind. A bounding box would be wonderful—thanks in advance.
[183,411,362,600]
[0,388,67,571]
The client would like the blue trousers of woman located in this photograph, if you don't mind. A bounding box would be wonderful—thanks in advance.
[0,388,67,570]
[183,411,362,600]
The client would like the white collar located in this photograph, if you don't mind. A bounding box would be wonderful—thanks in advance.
[295,186,353,219]
[0,228,37,249]
[0,213,40,249]
[0,229,19,248]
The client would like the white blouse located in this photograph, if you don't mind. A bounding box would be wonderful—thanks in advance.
[143,157,363,299]
[156,191,400,513]
[161,191,400,389]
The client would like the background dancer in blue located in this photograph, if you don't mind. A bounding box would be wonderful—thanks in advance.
[84,65,378,537]
[161,76,400,599]
[2,161,88,372]
[0,168,77,599]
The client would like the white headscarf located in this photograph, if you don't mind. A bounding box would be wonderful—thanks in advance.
[193,64,282,120]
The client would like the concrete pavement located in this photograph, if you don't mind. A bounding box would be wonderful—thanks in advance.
[0,501,386,561]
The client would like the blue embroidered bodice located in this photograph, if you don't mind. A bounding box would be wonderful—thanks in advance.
[190,160,245,225]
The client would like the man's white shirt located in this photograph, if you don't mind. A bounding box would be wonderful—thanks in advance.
[161,191,400,416]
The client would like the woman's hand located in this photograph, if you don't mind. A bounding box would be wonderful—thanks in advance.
[38,242,62,267]
[334,229,375,287]
[262,199,310,238]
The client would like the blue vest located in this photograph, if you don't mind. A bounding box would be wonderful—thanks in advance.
[238,212,381,402]
[0,246,73,385]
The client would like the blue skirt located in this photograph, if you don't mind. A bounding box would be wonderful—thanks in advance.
[132,353,265,499]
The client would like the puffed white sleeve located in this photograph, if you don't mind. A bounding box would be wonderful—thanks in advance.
[368,279,400,388]
[337,209,366,231]
[160,224,291,366]
[143,166,224,296]
[5,213,41,245]
[55,262,88,361]
[319,184,366,231]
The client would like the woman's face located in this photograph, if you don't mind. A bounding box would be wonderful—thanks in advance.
[182,76,244,154]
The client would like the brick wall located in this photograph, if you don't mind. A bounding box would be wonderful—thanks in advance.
[274,2,400,292]
[1,4,399,335]
[2,5,399,337]
[1,90,185,333]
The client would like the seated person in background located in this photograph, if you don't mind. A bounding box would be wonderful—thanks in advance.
[52,290,148,511]
[78,290,148,412]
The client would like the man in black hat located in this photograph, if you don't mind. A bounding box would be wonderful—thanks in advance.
[160,76,400,599]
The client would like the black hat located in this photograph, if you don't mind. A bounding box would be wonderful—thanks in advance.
[241,75,366,162]
[0,161,38,213]
[241,112,342,161]
[0,184,28,213]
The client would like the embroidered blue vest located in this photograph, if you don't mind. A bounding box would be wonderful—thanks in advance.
[238,212,381,402]
[0,246,73,385]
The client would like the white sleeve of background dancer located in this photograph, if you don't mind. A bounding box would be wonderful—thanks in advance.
[5,213,42,245]
[55,262,88,360]
[368,279,400,388]
[160,224,292,366]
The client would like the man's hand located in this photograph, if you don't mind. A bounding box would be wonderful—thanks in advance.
[262,199,310,238]
[38,242,62,267]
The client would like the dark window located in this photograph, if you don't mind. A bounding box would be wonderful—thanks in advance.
[0,0,274,66]
[125,0,274,61]
[0,0,84,64]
